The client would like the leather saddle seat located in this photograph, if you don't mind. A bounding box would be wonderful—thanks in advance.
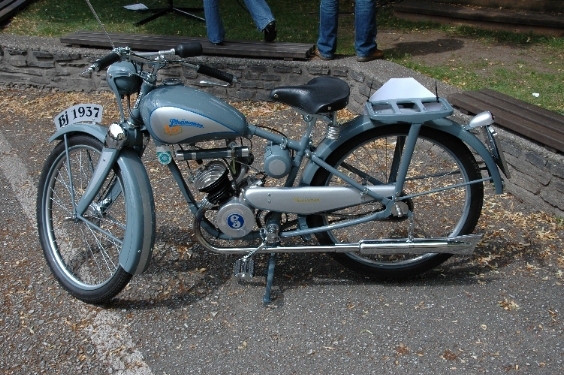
[269,76,350,114]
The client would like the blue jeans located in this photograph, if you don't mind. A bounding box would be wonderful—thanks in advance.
[204,0,275,44]
[317,0,377,59]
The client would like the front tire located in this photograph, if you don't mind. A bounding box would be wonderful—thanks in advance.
[309,125,484,279]
[37,135,134,304]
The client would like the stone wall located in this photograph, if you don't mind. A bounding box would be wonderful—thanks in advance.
[1,35,562,218]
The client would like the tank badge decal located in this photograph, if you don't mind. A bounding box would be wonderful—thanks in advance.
[169,119,204,128]
[164,124,182,136]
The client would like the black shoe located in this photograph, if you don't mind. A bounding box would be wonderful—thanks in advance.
[263,21,276,42]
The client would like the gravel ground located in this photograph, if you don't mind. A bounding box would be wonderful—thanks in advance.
[0,81,563,374]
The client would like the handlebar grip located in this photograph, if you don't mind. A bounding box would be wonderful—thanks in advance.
[175,43,203,58]
[91,52,121,72]
[197,64,236,84]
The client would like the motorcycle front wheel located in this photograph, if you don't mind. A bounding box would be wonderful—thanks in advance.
[308,125,484,279]
[37,134,135,304]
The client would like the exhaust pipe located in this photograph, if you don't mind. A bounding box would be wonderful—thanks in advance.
[194,205,481,255]
[357,234,482,255]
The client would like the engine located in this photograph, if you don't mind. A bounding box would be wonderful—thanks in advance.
[193,161,257,238]
[190,138,292,239]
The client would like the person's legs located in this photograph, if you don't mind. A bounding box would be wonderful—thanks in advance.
[203,0,225,44]
[354,0,377,57]
[243,0,275,31]
[317,0,339,59]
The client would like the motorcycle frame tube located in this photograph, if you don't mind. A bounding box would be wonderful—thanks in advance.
[247,118,392,203]
[48,124,156,275]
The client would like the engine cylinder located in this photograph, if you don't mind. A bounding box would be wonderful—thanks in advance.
[193,161,233,204]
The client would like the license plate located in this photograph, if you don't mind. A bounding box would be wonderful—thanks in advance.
[54,104,103,130]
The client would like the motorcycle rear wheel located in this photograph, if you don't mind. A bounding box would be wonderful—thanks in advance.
[37,135,133,304]
[308,125,484,279]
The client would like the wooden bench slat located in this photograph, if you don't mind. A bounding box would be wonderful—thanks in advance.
[448,90,564,153]
[449,92,563,144]
[0,0,27,23]
[478,88,564,127]
[0,0,25,9]
[460,90,564,137]
[64,31,309,50]
[394,0,564,28]
[450,92,562,139]
[0,0,18,8]
[60,31,315,60]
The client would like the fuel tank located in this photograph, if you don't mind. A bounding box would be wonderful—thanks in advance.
[140,84,247,144]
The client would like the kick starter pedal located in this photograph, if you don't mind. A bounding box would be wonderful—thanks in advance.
[234,258,255,280]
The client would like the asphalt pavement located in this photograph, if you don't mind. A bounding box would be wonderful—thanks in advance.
[1,63,563,374]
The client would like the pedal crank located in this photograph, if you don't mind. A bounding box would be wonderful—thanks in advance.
[233,234,268,281]
[234,258,255,280]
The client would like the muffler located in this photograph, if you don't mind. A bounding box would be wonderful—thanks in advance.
[355,234,482,255]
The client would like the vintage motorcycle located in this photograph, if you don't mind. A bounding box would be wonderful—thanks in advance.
[36,43,510,304]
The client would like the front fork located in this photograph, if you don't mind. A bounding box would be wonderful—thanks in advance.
[74,123,139,217]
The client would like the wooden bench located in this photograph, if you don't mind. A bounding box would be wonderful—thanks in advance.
[0,0,29,24]
[394,1,564,36]
[448,89,564,153]
[60,31,315,61]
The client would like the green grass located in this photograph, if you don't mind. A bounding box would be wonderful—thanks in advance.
[4,0,322,42]
[402,61,564,113]
[3,1,563,114]
[378,9,564,115]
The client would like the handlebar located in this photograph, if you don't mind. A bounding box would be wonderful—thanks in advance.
[197,64,236,84]
[82,51,121,75]
[81,42,236,84]
[174,43,236,84]
[175,43,203,58]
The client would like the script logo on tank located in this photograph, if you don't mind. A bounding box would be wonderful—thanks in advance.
[164,118,203,136]
[150,107,234,143]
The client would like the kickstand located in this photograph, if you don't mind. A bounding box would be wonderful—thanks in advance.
[263,253,277,304]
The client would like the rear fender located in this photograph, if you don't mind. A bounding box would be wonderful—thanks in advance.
[300,116,504,194]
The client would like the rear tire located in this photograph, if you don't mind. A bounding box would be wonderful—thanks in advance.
[37,135,134,304]
[309,125,484,279]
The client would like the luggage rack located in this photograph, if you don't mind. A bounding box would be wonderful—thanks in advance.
[365,97,454,124]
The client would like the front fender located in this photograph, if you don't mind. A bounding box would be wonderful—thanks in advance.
[300,115,504,194]
[49,123,108,144]
[117,148,156,275]
[49,123,156,275]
